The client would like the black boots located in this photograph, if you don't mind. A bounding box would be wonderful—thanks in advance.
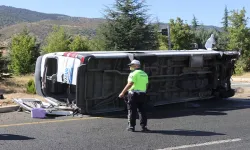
[127,127,135,132]
[126,126,150,132]
[141,127,150,132]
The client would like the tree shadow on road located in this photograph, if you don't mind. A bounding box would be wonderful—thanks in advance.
[0,134,35,140]
[135,129,225,136]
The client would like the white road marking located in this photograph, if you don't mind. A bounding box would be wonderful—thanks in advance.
[156,138,242,150]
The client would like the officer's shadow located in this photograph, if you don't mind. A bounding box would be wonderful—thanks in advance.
[0,134,35,140]
[134,129,225,136]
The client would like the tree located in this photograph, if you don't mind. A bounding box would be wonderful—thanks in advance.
[169,17,194,50]
[0,48,3,76]
[216,31,229,50]
[86,27,106,51]
[0,34,6,75]
[158,33,168,50]
[98,0,159,51]
[193,26,228,50]
[0,33,4,75]
[191,15,199,30]
[69,35,91,51]
[193,26,211,49]
[227,8,250,73]
[0,47,11,75]
[222,6,229,32]
[42,26,70,54]
[227,8,250,57]
[9,27,38,75]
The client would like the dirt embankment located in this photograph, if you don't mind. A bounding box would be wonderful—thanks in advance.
[0,75,44,106]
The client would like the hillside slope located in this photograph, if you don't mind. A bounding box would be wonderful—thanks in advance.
[0,5,105,45]
[0,19,105,44]
[0,5,70,28]
[0,5,221,46]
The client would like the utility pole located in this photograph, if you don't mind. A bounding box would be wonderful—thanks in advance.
[167,25,171,50]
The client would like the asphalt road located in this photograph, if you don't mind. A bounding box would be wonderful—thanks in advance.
[1,96,250,150]
[231,81,250,88]
[0,82,250,150]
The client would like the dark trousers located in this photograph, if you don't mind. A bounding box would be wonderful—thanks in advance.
[126,92,147,128]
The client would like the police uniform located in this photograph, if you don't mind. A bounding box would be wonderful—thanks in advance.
[127,66,149,131]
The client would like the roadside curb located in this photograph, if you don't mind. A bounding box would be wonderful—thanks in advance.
[231,77,250,82]
[0,105,19,113]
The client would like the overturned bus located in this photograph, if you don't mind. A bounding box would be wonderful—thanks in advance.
[34,50,240,114]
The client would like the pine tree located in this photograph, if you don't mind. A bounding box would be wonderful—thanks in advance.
[191,15,199,30]
[98,0,159,51]
[222,6,229,32]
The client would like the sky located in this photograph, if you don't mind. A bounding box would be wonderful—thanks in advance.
[0,0,250,27]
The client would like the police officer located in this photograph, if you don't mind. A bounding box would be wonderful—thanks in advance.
[119,59,149,132]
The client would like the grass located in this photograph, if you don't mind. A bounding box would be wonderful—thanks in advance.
[0,74,34,93]
[0,74,44,106]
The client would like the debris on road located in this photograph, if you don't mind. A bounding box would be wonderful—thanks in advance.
[31,108,46,118]
[12,98,78,118]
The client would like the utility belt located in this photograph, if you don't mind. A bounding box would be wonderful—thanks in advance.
[128,90,146,95]
[126,90,147,104]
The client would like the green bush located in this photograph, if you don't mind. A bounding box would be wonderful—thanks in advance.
[26,79,36,94]
[9,28,38,75]
[234,58,247,75]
